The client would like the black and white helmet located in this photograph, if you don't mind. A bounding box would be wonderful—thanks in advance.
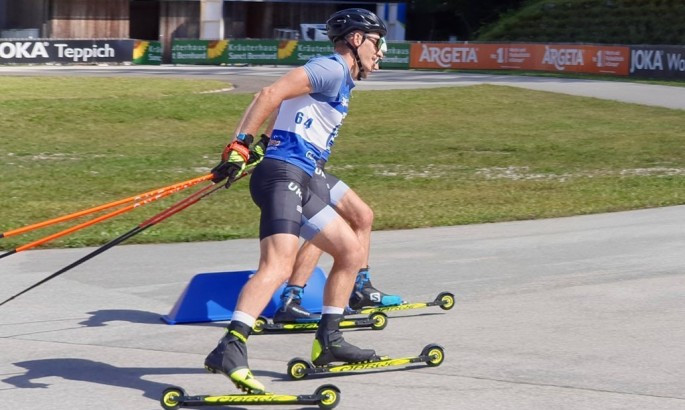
[326,8,387,42]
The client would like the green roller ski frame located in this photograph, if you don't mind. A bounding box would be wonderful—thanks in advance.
[346,291,455,316]
[160,384,341,409]
[252,312,388,334]
[287,344,445,380]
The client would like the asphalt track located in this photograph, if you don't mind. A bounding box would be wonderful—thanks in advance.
[1,66,685,409]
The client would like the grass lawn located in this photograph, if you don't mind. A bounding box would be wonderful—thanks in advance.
[1,76,684,250]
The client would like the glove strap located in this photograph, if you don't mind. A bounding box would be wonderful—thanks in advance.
[222,139,251,162]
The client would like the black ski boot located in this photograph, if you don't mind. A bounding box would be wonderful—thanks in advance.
[348,268,403,310]
[204,321,265,393]
[273,285,321,323]
[311,313,379,366]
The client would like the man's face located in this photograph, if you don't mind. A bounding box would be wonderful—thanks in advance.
[356,32,385,78]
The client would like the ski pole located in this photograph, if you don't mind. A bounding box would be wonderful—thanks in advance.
[0,176,203,260]
[0,172,246,308]
[0,174,214,240]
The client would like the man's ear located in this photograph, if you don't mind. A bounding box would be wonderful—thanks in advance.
[350,31,362,47]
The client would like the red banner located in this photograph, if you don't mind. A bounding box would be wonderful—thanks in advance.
[410,43,629,76]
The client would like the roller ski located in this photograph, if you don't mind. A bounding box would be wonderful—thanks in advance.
[160,384,341,409]
[345,269,455,315]
[288,343,445,380]
[252,284,388,334]
[253,313,387,334]
[346,291,455,316]
[287,313,444,379]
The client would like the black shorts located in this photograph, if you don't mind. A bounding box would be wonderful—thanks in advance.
[250,158,338,240]
[309,164,349,206]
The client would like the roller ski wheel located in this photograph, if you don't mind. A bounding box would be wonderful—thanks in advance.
[286,343,445,379]
[252,316,268,334]
[160,386,185,410]
[316,384,341,409]
[370,312,388,330]
[421,343,445,367]
[346,291,456,316]
[158,384,341,409]
[252,314,387,334]
[437,292,456,310]
[287,357,312,380]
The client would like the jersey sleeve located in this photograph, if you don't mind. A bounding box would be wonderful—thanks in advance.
[303,57,345,98]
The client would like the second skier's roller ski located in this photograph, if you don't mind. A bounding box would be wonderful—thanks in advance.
[346,291,455,316]
[160,384,340,409]
[345,270,455,315]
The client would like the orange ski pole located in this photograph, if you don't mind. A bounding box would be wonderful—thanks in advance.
[0,171,248,307]
[0,174,213,239]
[0,176,204,259]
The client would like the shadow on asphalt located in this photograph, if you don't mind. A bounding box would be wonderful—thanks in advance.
[79,309,166,326]
[3,360,333,409]
[3,358,206,400]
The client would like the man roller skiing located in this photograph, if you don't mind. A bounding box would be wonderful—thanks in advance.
[204,9,391,393]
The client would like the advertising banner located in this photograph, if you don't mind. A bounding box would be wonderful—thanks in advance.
[536,44,629,75]
[278,40,334,65]
[172,40,209,64]
[132,40,162,65]
[380,42,410,69]
[409,43,630,76]
[225,39,279,64]
[629,45,685,79]
[172,39,280,65]
[0,39,133,64]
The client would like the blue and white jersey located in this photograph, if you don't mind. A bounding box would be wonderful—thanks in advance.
[266,54,354,175]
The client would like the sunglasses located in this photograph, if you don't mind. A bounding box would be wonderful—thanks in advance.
[364,35,387,53]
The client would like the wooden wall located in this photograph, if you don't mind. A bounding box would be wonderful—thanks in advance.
[160,1,200,62]
[160,1,200,40]
[49,0,129,38]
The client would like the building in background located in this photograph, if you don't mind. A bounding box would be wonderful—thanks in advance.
[0,0,406,62]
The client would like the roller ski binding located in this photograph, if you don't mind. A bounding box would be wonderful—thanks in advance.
[288,343,445,380]
[348,269,405,310]
[273,285,321,323]
[160,384,341,409]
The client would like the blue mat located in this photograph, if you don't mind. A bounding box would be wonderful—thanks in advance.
[162,267,327,324]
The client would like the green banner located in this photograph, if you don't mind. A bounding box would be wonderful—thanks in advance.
[278,41,335,65]
[226,40,279,64]
[380,42,410,69]
[132,40,162,65]
[170,39,410,69]
[172,40,209,64]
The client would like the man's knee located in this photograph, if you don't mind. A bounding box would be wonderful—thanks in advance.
[255,264,292,285]
[340,193,374,231]
[354,203,373,231]
[331,239,365,270]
